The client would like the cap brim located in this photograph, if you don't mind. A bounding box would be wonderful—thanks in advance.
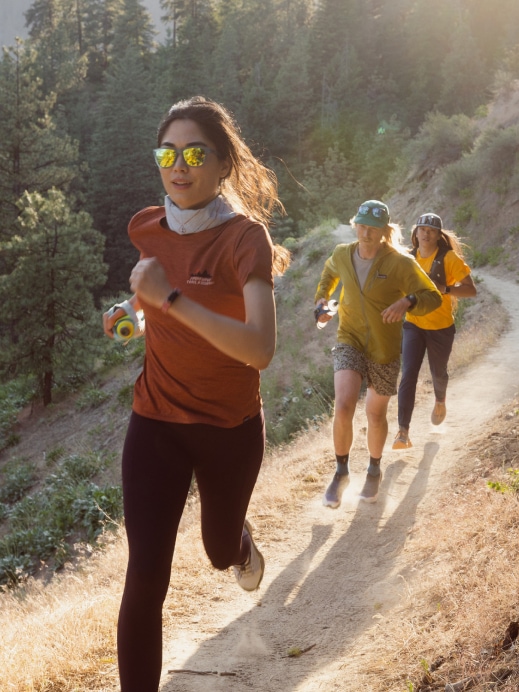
[353,214,386,228]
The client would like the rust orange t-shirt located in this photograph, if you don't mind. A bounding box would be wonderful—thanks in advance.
[128,207,275,427]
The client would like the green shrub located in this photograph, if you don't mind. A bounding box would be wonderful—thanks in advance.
[101,344,131,368]
[475,126,519,180]
[0,451,122,587]
[0,461,37,504]
[400,111,477,171]
[45,446,66,465]
[453,201,479,227]
[474,104,488,119]
[469,246,505,268]
[0,378,35,452]
[117,383,134,408]
[283,237,299,252]
[487,468,519,494]
[441,158,478,198]
[306,247,330,264]
[75,386,110,411]
[0,396,20,435]
[265,367,335,446]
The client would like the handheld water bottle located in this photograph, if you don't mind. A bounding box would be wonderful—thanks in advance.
[107,300,145,343]
[314,299,339,330]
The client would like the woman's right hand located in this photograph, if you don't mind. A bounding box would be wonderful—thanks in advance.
[102,296,141,338]
[314,298,334,325]
[103,305,125,339]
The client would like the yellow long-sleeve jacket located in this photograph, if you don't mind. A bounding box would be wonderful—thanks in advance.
[314,242,442,363]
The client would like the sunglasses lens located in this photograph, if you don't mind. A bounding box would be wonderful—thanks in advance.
[155,148,177,168]
[183,147,206,166]
[417,214,440,229]
[359,205,384,218]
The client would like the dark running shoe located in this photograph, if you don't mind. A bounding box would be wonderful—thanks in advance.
[323,472,350,509]
[358,471,383,504]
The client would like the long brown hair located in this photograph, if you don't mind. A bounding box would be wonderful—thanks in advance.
[411,224,467,259]
[158,96,290,274]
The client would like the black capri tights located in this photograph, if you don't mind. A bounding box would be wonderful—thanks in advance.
[117,410,265,692]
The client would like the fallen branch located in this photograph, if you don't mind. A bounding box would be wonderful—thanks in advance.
[167,668,237,676]
[286,643,317,658]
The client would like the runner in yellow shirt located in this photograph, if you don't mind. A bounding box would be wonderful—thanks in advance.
[393,213,477,449]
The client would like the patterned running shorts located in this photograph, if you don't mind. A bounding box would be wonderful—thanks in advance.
[332,343,400,397]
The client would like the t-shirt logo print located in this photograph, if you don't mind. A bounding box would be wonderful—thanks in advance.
[187,270,214,286]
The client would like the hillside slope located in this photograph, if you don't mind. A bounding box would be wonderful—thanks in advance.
[2,84,519,690]
[387,80,519,278]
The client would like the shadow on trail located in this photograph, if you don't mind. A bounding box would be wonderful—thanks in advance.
[160,441,439,691]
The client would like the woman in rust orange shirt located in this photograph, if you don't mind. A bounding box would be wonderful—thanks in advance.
[103,96,289,692]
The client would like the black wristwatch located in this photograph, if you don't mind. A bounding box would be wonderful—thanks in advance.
[161,288,182,313]
[405,293,417,308]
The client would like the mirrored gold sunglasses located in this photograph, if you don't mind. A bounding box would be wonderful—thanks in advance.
[153,146,216,168]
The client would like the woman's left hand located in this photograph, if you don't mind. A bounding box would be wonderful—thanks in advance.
[130,258,171,309]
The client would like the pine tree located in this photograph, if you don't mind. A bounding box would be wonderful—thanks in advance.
[87,45,162,292]
[80,0,126,83]
[111,0,157,59]
[24,0,88,96]
[162,0,218,101]
[0,41,80,244]
[0,189,107,405]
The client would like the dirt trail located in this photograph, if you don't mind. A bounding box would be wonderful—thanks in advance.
[158,230,519,692]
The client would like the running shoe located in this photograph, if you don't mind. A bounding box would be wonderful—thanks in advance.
[322,472,350,508]
[431,401,447,425]
[392,428,412,450]
[233,520,265,592]
[358,470,383,503]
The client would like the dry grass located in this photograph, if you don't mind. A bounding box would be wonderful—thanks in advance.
[449,277,508,372]
[367,400,519,691]
[0,535,125,690]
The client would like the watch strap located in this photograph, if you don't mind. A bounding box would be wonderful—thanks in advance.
[405,293,417,308]
[161,289,182,313]
[112,299,138,324]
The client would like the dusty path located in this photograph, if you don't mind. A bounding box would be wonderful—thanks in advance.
[158,233,519,691]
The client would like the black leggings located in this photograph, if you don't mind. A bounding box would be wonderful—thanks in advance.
[398,321,456,429]
[117,410,265,691]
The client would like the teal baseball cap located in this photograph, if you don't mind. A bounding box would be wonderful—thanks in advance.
[353,200,390,228]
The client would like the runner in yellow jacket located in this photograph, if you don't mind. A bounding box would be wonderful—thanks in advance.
[314,200,441,506]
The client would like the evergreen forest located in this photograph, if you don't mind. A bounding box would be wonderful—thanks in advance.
[1,0,519,410]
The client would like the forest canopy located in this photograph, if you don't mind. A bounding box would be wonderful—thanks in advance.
[1,0,519,403]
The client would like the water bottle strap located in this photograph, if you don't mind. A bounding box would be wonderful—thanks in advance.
[113,300,138,324]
